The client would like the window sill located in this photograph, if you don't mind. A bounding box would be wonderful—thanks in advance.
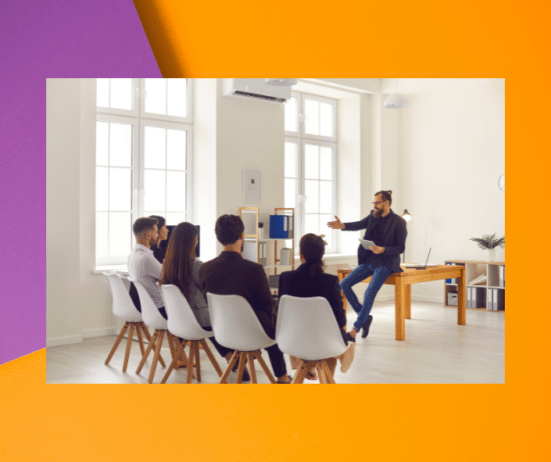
[93,264,129,275]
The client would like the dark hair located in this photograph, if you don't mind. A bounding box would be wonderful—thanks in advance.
[215,215,244,246]
[149,215,166,231]
[300,233,326,276]
[133,217,158,237]
[375,190,393,206]
[159,222,198,301]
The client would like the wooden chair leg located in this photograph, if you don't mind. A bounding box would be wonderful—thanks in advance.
[246,352,257,384]
[135,323,146,356]
[252,350,276,384]
[139,325,166,368]
[167,332,176,360]
[321,360,336,384]
[193,341,202,382]
[199,339,223,377]
[316,362,327,384]
[236,352,247,384]
[291,360,310,384]
[148,330,165,384]
[219,350,239,384]
[105,322,129,365]
[186,342,195,384]
[161,342,185,384]
[122,323,135,373]
[136,330,158,374]
[140,323,152,341]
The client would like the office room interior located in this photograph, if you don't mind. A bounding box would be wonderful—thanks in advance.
[46,78,505,384]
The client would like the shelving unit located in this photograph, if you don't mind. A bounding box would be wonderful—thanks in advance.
[444,260,505,311]
[239,207,296,293]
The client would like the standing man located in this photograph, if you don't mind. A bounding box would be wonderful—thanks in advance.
[127,217,167,319]
[328,190,407,340]
[199,214,291,384]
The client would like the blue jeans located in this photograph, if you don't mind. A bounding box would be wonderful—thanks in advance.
[341,263,392,332]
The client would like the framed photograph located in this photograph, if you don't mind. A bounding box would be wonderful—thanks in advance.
[243,169,261,203]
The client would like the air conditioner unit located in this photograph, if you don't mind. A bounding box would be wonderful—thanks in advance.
[222,78,292,104]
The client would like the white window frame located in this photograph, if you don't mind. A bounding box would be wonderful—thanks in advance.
[138,118,193,222]
[95,78,192,266]
[285,91,338,254]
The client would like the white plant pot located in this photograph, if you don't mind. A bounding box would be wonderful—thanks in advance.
[486,248,497,262]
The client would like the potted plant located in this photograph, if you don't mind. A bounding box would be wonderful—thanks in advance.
[469,233,505,261]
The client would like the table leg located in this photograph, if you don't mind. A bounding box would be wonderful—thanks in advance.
[457,270,466,325]
[395,279,406,341]
[338,272,347,328]
[405,284,411,319]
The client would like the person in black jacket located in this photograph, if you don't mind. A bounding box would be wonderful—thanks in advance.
[278,233,355,379]
[328,190,407,340]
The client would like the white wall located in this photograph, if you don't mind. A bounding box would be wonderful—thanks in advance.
[47,79,113,346]
[214,80,285,257]
[397,79,505,301]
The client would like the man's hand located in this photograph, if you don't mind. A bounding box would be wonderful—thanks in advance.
[327,216,345,230]
[370,245,385,254]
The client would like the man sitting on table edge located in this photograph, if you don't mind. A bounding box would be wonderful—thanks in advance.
[328,190,407,341]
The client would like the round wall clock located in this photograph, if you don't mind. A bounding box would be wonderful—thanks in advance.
[498,173,505,192]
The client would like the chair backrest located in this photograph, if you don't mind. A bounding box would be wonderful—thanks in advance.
[276,295,347,361]
[132,280,168,330]
[161,284,211,341]
[206,293,276,351]
[103,272,142,322]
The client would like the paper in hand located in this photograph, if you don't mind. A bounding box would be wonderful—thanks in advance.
[358,238,376,250]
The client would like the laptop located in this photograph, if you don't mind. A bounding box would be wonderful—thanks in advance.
[405,248,432,270]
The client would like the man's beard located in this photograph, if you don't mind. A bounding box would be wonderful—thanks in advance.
[373,208,382,217]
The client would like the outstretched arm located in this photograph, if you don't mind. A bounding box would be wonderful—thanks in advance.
[327,216,345,230]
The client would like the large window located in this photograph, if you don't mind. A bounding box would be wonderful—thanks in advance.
[284,92,337,252]
[95,79,192,265]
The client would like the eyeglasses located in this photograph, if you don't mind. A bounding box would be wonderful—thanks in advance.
[372,200,388,206]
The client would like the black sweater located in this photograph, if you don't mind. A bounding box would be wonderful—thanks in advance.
[344,209,407,273]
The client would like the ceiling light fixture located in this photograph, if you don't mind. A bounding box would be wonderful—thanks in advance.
[384,79,410,108]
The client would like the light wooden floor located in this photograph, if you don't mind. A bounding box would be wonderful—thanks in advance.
[47,301,505,384]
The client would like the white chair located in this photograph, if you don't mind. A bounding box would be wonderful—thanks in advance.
[276,295,349,384]
[133,280,182,384]
[207,293,277,384]
[103,272,152,373]
[160,285,223,384]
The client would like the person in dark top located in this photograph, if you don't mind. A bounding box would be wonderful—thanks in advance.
[149,215,168,263]
[278,233,354,379]
[159,222,232,361]
[328,190,407,341]
[199,214,291,383]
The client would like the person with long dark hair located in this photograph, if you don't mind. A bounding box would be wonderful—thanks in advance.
[149,215,168,263]
[278,233,354,379]
[159,222,233,364]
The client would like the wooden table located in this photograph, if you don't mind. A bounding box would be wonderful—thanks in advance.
[337,265,466,341]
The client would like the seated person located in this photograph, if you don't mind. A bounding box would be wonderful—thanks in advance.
[127,217,167,319]
[149,215,168,263]
[199,214,291,384]
[159,222,233,361]
[278,233,355,378]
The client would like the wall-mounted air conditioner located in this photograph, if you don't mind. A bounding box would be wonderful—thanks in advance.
[222,78,292,104]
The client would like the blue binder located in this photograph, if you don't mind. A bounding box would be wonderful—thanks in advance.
[269,215,289,238]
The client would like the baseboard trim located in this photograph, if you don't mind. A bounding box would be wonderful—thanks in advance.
[47,335,83,347]
[410,296,443,304]
[81,327,116,338]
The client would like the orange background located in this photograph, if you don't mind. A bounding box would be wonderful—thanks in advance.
[2,0,547,459]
